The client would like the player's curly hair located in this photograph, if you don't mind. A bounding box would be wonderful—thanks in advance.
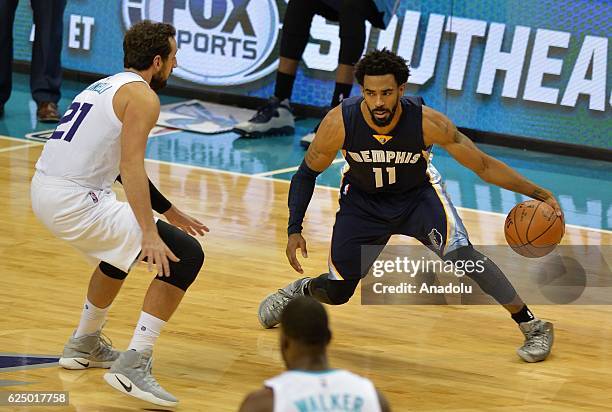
[354,48,410,86]
[123,20,176,70]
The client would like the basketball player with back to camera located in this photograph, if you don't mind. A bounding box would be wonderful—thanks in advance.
[240,296,391,412]
[31,21,208,407]
[258,49,563,363]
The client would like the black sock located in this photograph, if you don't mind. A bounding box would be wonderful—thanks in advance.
[511,305,535,324]
[331,82,353,107]
[274,72,296,102]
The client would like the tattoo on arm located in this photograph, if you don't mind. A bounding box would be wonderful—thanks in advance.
[453,129,463,143]
[430,115,449,137]
[304,141,337,171]
[531,188,550,201]
[304,146,319,166]
[451,129,488,174]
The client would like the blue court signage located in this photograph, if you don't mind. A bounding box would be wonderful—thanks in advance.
[122,0,282,85]
[12,0,611,149]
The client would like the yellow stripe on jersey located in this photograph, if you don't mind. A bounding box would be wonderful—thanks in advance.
[372,134,394,145]
[421,149,431,162]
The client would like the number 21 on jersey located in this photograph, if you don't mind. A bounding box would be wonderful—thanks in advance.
[50,102,93,142]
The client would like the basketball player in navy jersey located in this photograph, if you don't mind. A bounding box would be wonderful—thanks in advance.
[259,49,562,363]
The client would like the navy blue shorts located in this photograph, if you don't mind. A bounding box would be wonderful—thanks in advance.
[328,169,470,280]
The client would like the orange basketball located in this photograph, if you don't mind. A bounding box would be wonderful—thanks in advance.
[504,200,565,258]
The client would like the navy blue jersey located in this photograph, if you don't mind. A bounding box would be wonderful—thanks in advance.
[341,96,430,194]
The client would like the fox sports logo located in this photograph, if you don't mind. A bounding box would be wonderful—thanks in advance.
[122,0,282,85]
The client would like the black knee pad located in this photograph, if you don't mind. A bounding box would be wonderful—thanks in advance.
[443,245,517,305]
[309,273,359,305]
[154,220,205,291]
[99,261,128,280]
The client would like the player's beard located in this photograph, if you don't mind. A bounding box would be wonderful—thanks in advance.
[150,71,168,91]
[150,62,172,91]
[368,97,399,127]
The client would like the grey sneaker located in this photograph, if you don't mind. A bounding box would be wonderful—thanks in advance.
[59,331,120,369]
[232,96,295,138]
[258,277,310,328]
[104,349,178,407]
[517,319,554,362]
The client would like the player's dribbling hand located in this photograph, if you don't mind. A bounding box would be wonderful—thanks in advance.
[533,188,564,218]
[286,233,308,274]
[163,205,210,236]
[140,230,180,277]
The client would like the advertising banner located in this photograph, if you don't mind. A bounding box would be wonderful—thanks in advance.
[12,0,610,149]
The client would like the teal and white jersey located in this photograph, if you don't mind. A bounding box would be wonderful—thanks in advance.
[35,71,147,190]
[265,369,381,412]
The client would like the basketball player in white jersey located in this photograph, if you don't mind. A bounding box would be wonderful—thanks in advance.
[239,296,391,412]
[31,21,208,407]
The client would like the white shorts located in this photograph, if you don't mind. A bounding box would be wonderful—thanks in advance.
[31,172,143,272]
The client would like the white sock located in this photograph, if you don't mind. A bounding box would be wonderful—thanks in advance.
[128,312,166,352]
[74,298,109,338]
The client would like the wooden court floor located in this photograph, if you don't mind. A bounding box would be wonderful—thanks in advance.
[1,139,611,411]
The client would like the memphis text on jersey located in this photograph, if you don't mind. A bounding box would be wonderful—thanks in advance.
[346,150,422,164]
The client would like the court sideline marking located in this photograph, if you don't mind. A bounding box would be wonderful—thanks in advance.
[0,142,42,153]
[145,157,612,235]
[1,134,609,235]
[254,158,346,176]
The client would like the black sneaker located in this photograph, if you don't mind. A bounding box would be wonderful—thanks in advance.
[233,96,295,138]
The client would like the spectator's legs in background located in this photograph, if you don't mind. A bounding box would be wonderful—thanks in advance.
[299,0,374,147]
[276,0,339,101]
[30,0,67,122]
[336,0,383,106]
[0,0,19,116]
[233,0,338,137]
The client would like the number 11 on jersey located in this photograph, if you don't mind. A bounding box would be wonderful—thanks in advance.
[373,167,396,188]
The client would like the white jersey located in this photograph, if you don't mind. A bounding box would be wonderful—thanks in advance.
[265,369,381,412]
[35,72,148,190]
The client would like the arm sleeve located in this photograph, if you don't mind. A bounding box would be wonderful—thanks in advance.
[287,161,321,235]
[116,175,172,214]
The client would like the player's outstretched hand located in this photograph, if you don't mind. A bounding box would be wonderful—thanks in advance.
[164,205,210,236]
[287,233,308,274]
[139,230,180,277]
